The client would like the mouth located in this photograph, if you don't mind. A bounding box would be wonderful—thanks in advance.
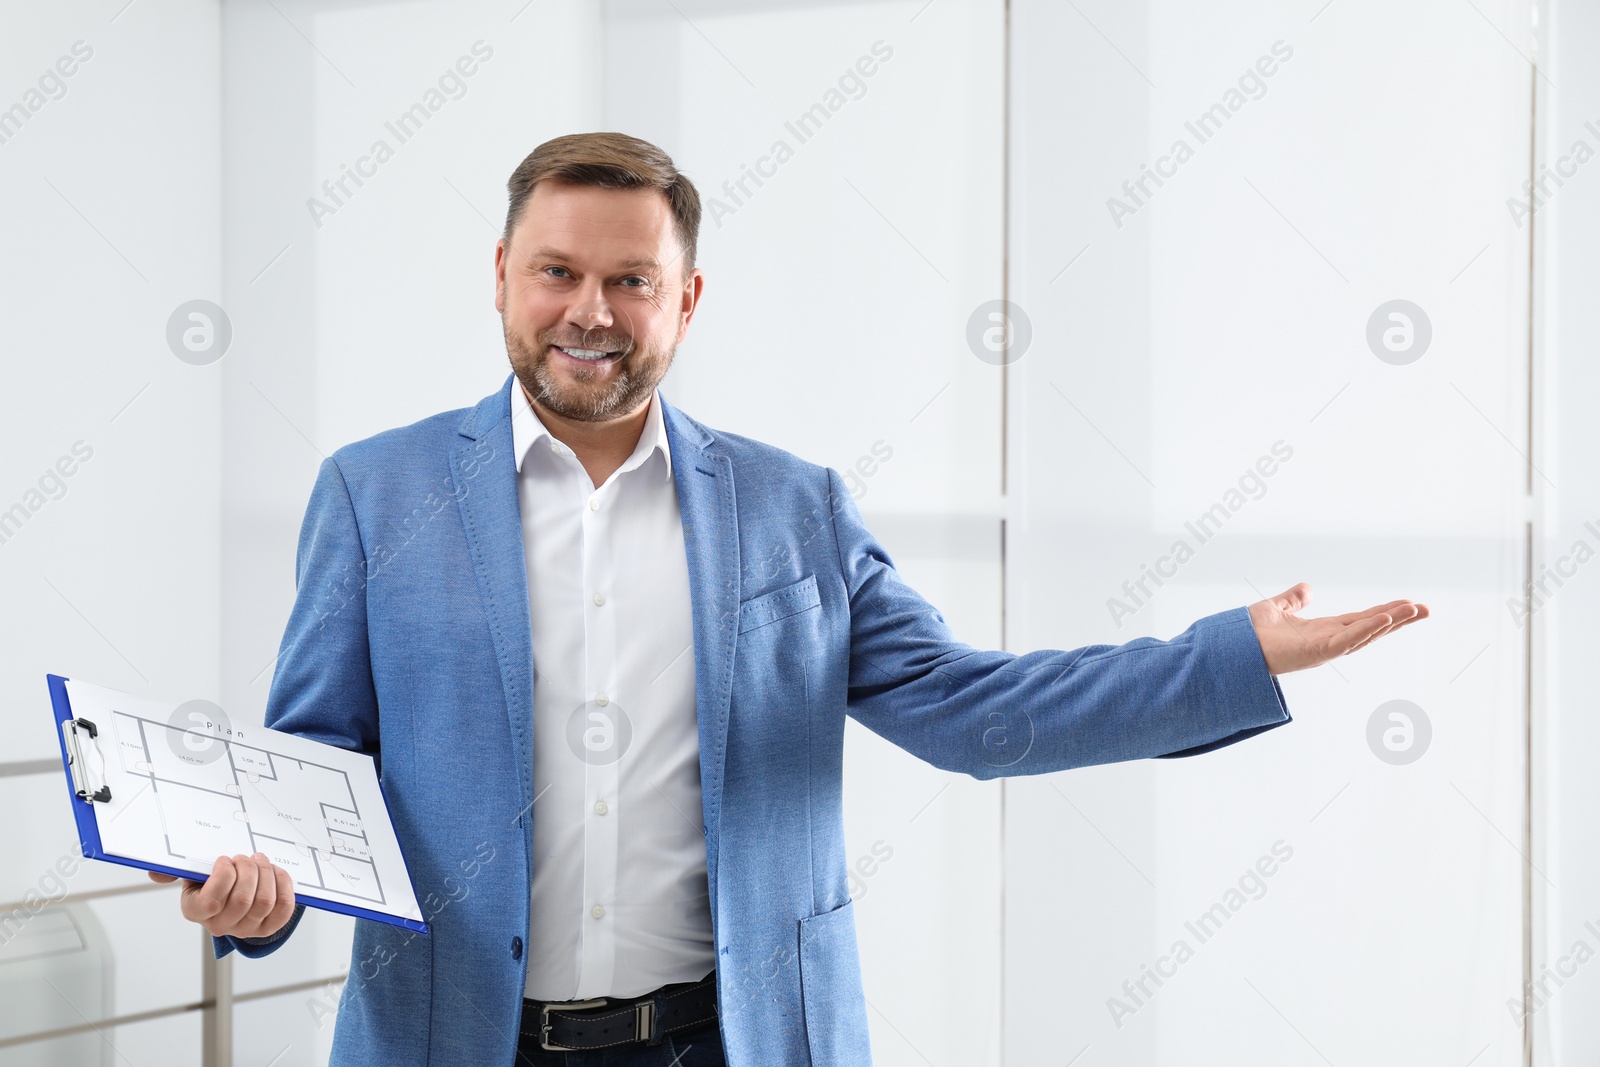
[550,343,625,366]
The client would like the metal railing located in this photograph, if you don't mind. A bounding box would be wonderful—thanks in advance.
[1,758,345,1066]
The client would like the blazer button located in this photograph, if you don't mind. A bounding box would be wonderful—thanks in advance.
[511,936,523,961]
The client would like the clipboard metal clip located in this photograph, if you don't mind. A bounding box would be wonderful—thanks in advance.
[62,717,111,804]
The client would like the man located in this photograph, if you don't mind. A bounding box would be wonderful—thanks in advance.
[152,132,1427,1066]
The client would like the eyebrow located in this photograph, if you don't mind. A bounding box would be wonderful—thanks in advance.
[525,246,662,272]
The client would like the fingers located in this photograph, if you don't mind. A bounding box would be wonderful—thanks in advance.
[1337,599,1430,628]
[1370,607,1427,647]
[188,854,256,934]
[1317,599,1432,665]
[1280,596,1430,672]
[176,854,296,938]
[213,854,262,933]
[1334,599,1411,625]
[262,864,297,938]
[242,853,279,933]
[1344,617,1392,654]
[148,871,178,884]
[1329,612,1392,657]
[185,855,237,926]
[1392,603,1430,630]
[1344,602,1426,648]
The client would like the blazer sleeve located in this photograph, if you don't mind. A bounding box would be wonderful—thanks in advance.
[215,455,381,959]
[826,467,1291,780]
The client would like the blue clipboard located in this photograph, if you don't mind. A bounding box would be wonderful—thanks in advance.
[47,673,428,934]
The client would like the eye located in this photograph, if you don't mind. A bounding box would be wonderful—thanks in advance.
[544,266,571,279]
[619,276,648,288]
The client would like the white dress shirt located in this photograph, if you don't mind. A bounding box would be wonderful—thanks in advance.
[511,382,715,1001]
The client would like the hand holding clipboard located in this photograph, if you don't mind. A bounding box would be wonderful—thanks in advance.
[48,673,427,934]
[146,852,299,941]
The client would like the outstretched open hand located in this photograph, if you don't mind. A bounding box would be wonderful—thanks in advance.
[1247,583,1429,676]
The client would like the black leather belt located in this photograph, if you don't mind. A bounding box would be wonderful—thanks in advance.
[522,971,717,1052]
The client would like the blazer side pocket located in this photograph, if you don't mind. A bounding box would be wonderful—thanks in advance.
[738,573,820,634]
[797,898,873,1065]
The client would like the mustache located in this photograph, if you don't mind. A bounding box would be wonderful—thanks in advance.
[539,330,636,355]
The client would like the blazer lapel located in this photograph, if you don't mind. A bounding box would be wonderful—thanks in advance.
[452,376,538,832]
[660,391,739,897]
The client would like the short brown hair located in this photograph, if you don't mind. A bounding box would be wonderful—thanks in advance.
[504,132,702,277]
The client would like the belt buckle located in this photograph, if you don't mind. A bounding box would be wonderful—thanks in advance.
[539,997,608,1052]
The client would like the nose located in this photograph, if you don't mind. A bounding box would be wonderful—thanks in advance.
[567,278,613,334]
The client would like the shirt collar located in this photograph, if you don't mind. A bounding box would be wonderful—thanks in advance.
[510,379,673,482]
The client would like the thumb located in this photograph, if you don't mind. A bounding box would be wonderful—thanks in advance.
[1273,582,1313,614]
[149,871,204,891]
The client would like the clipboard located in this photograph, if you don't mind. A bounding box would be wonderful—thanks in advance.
[47,673,428,934]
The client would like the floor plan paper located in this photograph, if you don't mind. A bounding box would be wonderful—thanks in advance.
[63,677,424,928]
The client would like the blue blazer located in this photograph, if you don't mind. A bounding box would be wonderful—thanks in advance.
[217,374,1291,1065]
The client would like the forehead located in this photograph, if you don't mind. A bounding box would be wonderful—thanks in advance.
[515,180,677,263]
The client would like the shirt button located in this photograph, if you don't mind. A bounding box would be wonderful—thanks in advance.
[591,905,605,919]
[511,936,523,960]
[593,594,606,606]
[588,497,599,511]
[594,800,608,815]
[595,694,608,707]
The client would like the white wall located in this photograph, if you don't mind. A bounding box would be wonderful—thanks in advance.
[1538,0,1600,1059]
[1005,0,1532,1062]
[0,1,224,1062]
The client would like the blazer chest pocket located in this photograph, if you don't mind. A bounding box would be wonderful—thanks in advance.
[737,573,820,634]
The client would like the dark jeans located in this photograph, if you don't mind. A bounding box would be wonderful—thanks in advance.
[514,1008,727,1066]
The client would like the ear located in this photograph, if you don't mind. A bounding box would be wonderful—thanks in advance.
[677,268,705,343]
[494,237,508,314]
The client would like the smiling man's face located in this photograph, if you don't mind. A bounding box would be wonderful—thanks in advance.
[494,179,702,424]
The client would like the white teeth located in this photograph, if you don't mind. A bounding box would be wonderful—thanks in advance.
[558,345,616,361]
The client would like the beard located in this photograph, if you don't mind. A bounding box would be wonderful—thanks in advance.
[503,317,675,423]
